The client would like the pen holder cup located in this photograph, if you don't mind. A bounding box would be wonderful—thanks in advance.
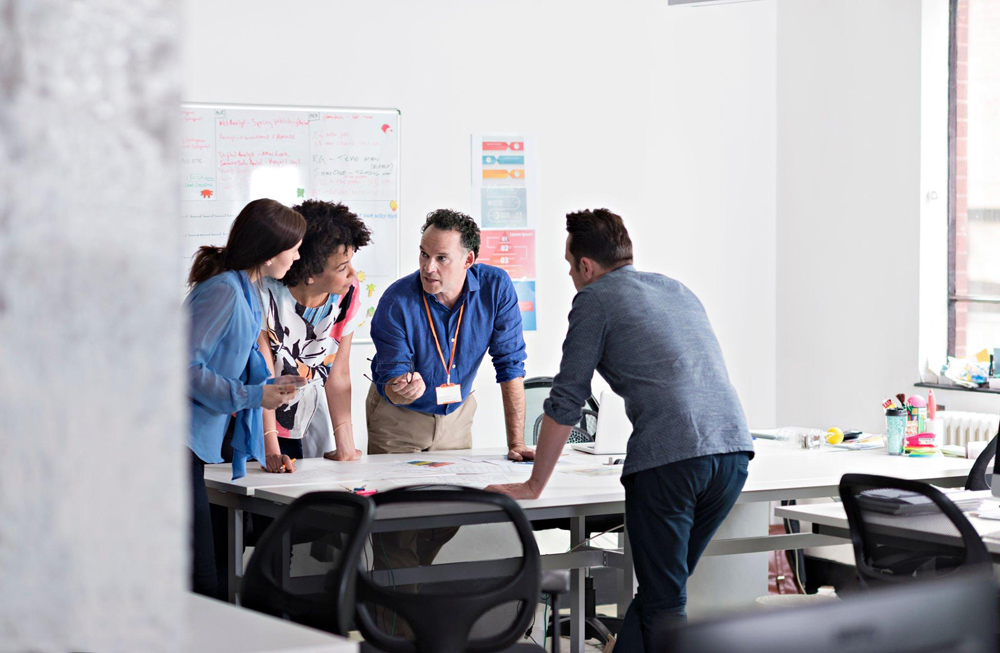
[885,408,907,455]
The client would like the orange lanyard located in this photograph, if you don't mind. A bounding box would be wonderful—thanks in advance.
[422,294,464,385]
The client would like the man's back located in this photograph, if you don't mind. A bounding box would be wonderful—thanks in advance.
[545,265,753,475]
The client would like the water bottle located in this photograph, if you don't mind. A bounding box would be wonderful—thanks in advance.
[885,408,906,455]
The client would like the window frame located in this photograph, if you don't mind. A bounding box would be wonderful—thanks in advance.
[947,0,1000,357]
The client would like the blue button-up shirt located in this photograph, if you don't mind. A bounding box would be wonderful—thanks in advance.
[370,263,526,415]
[186,270,268,477]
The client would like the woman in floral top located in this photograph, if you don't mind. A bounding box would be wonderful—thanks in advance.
[258,200,371,460]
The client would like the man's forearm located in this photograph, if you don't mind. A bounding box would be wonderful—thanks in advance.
[500,377,526,448]
[527,415,573,495]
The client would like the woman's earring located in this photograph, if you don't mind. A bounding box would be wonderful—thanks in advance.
[306,278,313,285]
[266,260,272,267]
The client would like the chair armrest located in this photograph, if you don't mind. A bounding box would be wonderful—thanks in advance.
[540,570,570,596]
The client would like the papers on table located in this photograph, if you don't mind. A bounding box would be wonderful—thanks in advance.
[559,467,622,478]
[359,459,517,486]
[857,488,988,515]
[827,435,885,451]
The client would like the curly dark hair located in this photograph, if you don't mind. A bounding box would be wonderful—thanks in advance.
[282,200,372,287]
[421,209,480,258]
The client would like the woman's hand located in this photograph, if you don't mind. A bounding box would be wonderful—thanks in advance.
[264,453,295,473]
[261,383,297,409]
[323,448,363,462]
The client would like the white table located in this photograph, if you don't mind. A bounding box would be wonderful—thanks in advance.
[774,491,1000,558]
[205,442,975,653]
[185,593,356,653]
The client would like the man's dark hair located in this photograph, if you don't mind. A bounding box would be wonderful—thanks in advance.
[421,209,480,258]
[566,209,633,269]
[282,200,372,287]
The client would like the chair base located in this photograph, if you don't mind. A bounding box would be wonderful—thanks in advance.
[547,614,620,645]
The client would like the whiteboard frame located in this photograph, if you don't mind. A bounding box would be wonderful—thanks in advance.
[181,102,402,344]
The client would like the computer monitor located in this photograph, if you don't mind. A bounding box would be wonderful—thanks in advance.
[653,573,998,653]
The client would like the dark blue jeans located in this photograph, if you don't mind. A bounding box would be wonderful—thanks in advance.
[615,452,750,653]
[190,450,218,598]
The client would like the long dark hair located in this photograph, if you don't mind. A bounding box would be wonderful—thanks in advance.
[188,199,307,287]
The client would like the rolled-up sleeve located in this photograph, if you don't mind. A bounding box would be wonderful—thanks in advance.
[188,282,262,414]
[370,297,413,397]
[543,289,606,426]
[489,275,527,383]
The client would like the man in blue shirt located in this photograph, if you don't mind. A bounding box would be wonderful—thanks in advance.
[368,209,533,461]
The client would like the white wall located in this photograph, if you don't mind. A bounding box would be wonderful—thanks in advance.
[919,0,951,376]
[775,0,927,434]
[776,0,998,427]
[0,2,186,651]
[182,0,778,449]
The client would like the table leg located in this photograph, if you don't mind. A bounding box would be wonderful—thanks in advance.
[228,507,243,604]
[569,516,585,653]
[618,526,635,619]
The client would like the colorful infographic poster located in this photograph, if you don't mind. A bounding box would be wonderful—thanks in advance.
[477,230,535,280]
[512,281,536,331]
[471,135,537,331]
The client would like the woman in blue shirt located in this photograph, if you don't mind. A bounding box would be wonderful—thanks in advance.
[186,197,306,598]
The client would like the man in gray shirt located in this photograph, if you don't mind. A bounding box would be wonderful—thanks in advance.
[488,209,753,652]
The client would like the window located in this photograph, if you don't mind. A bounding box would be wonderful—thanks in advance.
[948,0,1000,357]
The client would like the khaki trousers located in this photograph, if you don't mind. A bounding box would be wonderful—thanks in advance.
[365,383,476,454]
[365,383,479,638]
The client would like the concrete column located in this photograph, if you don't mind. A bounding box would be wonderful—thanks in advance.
[0,2,185,651]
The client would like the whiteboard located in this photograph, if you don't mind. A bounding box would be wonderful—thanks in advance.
[179,103,401,343]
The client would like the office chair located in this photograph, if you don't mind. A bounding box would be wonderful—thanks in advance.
[523,376,622,644]
[355,485,569,653]
[839,474,991,588]
[241,491,375,636]
[653,572,998,653]
[523,376,599,446]
[965,432,997,491]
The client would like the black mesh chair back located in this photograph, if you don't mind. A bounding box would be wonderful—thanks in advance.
[524,376,599,446]
[965,432,997,491]
[532,410,597,446]
[241,491,375,636]
[355,486,542,653]
[839,474,991,587]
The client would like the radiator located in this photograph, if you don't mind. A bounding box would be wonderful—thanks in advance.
[937,410,1000,447]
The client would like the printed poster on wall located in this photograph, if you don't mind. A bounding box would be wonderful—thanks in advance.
[471,134,537,331]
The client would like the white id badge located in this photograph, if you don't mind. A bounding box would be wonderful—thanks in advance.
[435,383,462,405]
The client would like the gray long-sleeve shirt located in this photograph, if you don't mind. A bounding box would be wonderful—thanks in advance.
[543,265,754,476]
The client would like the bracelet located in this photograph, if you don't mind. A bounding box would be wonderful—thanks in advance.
[333,422,352,433]
[263,429,278,437]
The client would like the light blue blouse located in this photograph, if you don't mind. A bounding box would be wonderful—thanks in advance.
[186,270,268,479]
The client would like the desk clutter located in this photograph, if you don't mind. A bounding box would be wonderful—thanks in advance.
[750,427,884,451]
[751,388,995,461]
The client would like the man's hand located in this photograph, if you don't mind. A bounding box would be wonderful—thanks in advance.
[323,448,363,462]
[264,453,295,474]
[507,443,535,462]
[387,372,425,405]
[485,480,541,500]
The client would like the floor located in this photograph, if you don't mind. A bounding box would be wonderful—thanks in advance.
[522,602,614,652]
